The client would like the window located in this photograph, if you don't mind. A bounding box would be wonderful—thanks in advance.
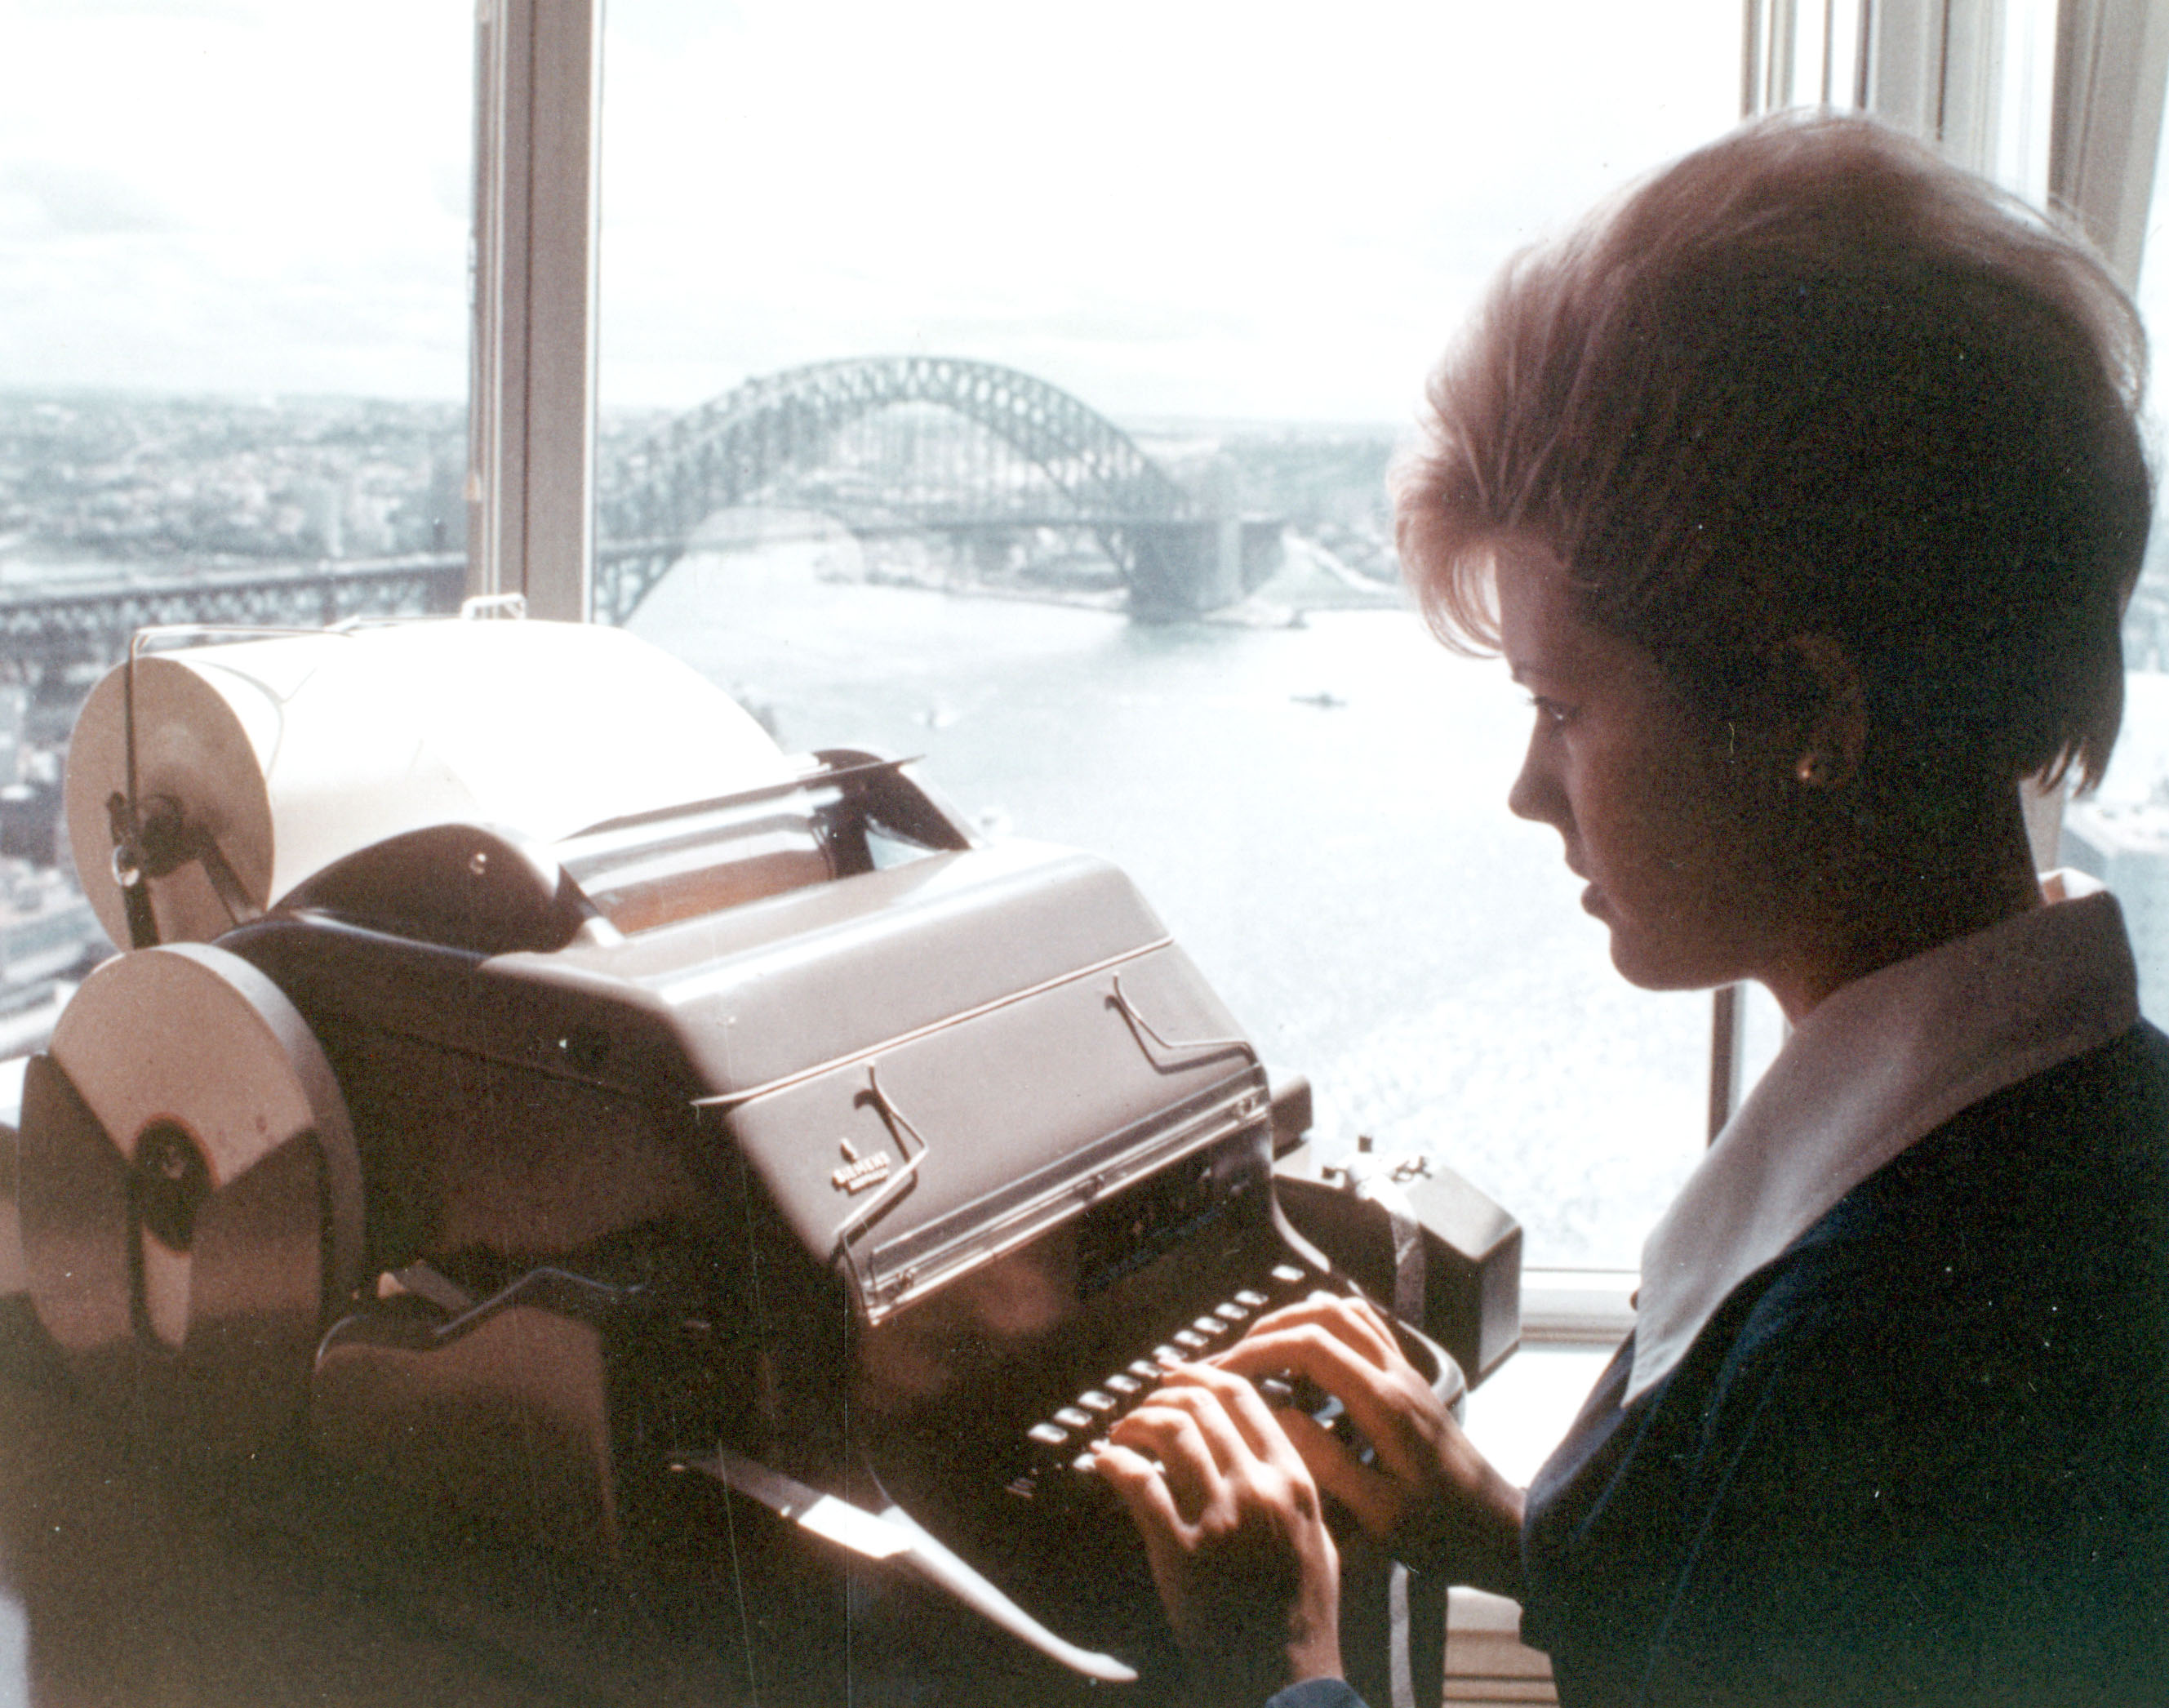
[2066,70,2169,1021]
[7,5,2169,1702]
[595,0,1745,1272]
[12,1,2163,1266]
[0,0,473,1051]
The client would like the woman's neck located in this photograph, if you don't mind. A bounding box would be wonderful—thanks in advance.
[1763,782,2043,1025]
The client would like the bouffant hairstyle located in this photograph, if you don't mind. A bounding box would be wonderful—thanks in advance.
[1396,112,2150,791]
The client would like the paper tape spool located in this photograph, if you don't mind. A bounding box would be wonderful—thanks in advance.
[18,943,363,1453]
[64,618,795,950]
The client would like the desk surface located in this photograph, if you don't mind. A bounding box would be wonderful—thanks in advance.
[0,1300,1119,1708]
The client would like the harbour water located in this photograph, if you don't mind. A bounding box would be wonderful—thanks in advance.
[628,537,1735,1270]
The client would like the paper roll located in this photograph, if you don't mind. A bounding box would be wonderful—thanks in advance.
[24,942,364,1450]
[65,618,793,949]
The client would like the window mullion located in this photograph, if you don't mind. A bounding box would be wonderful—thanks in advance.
[469,0,602,622]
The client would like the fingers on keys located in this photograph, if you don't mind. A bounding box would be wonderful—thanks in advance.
[1239,1290,1402,1369]
[1257,1393,1401,1535]
[1096,1437,1185,1536]
[1100,1363,1318,1521]
[1220,1324,1416,1457]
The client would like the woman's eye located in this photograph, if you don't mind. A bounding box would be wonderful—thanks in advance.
[1527,694,1575,730]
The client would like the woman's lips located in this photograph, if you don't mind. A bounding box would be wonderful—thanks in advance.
[1563,856,1607,918]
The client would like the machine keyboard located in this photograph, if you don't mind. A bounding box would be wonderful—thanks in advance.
[1001,1260,1322,1500]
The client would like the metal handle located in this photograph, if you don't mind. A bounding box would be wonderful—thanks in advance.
[109,621,356,947]
[674,1450,1138,1684]
[459,592,528,620]
[1108,972,1251,1065]
[833,1063,930,1251]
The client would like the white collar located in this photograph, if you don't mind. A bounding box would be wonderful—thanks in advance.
[1626,874,2139,1406]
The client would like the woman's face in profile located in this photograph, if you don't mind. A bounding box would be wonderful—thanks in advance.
[1495,542,1796,996]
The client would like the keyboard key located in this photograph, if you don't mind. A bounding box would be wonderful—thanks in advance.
[1234,1289,1269,1310]
[1153,1344,1185,1365]
[1053,1406,1094,1430]
[1069,1452,1100,1476]
[1270,1264,1307,1287]
[1027,1421,1070,1448]
[1130,1359,1165,1381]
[1192,1316,1229,1338]
[1172,1329,1209,1352]
[1214,1301,1249,1323]
[1105,1373,1143,1396]
[1078,1390,1118,1413]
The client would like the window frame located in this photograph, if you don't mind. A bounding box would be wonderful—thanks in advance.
[467,0,602,623]
[473,2,2169,1305]
[1707,0,2169,1142]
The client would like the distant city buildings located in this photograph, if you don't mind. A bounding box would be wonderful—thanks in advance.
[4,384,2169,1047]
[0,385,1413,1059]
[2,392,1409,588]
[0,392,466,567]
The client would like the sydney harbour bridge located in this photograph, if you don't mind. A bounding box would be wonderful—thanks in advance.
[2,357,1282,678]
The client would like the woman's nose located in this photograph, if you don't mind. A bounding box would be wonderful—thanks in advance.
[1508,730,1565,829]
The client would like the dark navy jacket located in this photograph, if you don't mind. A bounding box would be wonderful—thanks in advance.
[1266,1025,2169,1708]
[1519,1023,2169,1706]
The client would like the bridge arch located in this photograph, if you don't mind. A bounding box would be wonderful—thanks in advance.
[594,355,1203,623]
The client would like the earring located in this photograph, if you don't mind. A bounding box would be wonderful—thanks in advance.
[1795,752,1829,786]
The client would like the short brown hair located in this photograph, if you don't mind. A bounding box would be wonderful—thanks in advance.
[1395,112,2150,790]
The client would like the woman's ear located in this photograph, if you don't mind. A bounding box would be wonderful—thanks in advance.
[1780,633,1865,789]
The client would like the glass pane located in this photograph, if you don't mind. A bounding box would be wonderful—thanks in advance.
[598,0,1743,1268]
[2071,100,2169,1025]
[0,0,473,1054]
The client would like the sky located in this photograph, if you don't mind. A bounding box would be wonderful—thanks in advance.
[0,0,473,403]
[6,2,2167,427]
[0,0,1753,427]
[0,1,2127,438]
[598,0,1743,423]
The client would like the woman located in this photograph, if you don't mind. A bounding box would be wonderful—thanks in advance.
[1096,113,2169,1706]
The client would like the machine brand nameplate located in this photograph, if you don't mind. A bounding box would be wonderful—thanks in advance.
[833,1141,893,1194]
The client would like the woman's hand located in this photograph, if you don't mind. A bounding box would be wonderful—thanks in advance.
[1096,1362,1345,1706]
[1214,1292,1527,1599]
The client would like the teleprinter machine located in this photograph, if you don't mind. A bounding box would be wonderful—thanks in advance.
[11,613,1519,1688]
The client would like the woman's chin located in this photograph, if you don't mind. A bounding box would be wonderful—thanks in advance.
[1605,933,1752,1003]
[1606,940,1662,988]
[1602,925,1727,994]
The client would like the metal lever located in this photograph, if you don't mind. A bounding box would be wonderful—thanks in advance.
[458,593,527,620]
[1108,972,1251,1066]
[107,621,353,947]
[1322,1135,1429,1328]
[676,1449,1139,1684]
[833,1064,929,1250]
[103,789,260,948]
